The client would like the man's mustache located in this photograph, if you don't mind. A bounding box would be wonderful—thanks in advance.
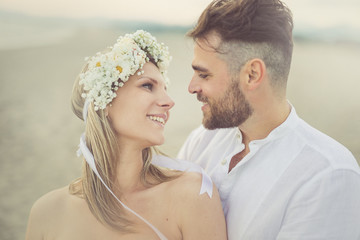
[197,94,208,103]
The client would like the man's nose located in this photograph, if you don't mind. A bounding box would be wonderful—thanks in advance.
[188,76,201,94]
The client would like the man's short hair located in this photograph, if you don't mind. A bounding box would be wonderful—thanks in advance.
[189,0,294,87]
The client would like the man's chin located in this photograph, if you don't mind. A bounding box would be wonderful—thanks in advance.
[202,115,241,130]
[203,124,217,130]
[202,118,221,130]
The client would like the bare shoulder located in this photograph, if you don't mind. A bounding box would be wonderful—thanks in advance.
[167,171,221,211]
[31,186,70,217]
[26,186,72,239]
[166,172,227,239]
[168,171,206,198]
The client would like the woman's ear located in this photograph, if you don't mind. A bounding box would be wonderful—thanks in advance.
[105,106,109,117]
[243,58,266,90]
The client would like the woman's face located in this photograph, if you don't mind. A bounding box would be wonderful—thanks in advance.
[107,62,174,149]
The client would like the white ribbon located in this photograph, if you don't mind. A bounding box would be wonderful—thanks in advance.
[151,155,213,198]
[82,99,91,123]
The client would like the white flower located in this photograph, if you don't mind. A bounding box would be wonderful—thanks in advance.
[79,30,171,111]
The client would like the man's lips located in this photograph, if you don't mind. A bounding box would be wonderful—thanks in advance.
[197,94,210,111]
[201,102,209,111]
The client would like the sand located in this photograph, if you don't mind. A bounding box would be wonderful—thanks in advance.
[0,26,359,239]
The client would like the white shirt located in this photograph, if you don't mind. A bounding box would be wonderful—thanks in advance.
[178,107,360,239]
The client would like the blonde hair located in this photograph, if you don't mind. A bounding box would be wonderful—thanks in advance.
[69,63,174,232]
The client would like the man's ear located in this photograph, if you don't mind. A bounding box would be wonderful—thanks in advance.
[242,58,266,90]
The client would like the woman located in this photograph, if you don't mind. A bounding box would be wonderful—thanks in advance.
[25,30,227,240]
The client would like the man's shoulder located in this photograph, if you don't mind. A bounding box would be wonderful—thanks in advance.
[293,118,358,170]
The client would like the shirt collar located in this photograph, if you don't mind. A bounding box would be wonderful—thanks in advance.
[236,103,300,145]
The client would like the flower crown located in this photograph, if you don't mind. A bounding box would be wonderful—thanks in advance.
[79,30,172,111]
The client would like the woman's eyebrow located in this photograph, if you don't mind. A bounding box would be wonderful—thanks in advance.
[138,76,158,84]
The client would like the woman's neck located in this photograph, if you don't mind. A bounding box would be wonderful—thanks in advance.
[114,143,147,195]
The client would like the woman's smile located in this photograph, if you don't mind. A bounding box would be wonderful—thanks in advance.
[146,113,167,127]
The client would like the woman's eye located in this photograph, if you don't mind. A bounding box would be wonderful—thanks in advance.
[142,83,153,90]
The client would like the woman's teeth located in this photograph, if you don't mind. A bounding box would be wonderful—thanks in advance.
[148,116,165,125]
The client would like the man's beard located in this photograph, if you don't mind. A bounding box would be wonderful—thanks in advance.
[198,80,253,130]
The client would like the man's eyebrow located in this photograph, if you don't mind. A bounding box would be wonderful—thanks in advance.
[192,64,209,72]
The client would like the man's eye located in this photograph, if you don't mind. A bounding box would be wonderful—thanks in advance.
[199,74,209,79]
[142,83,153,90]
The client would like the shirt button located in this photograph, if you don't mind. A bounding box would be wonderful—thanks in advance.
[221,159,227,165]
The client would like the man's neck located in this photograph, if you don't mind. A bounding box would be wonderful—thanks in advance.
[239,100,291,148]
[228,101,290,173]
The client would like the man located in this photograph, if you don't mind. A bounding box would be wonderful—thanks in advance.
[178,0,360,239]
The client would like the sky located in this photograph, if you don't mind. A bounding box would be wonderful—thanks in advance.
[0,0,360,29]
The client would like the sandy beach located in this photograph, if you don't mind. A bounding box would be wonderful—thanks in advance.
[1,24,359,239]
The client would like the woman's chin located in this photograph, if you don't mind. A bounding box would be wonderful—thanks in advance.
[144,137,165,149]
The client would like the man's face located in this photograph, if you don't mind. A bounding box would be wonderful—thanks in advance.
[189,33,253,129]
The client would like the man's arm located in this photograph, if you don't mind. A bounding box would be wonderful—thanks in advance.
[277,168,360,239]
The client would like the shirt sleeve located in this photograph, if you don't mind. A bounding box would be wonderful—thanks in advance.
[277,168,360,240]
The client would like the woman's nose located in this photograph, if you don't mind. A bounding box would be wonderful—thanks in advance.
[158,92,175,110]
